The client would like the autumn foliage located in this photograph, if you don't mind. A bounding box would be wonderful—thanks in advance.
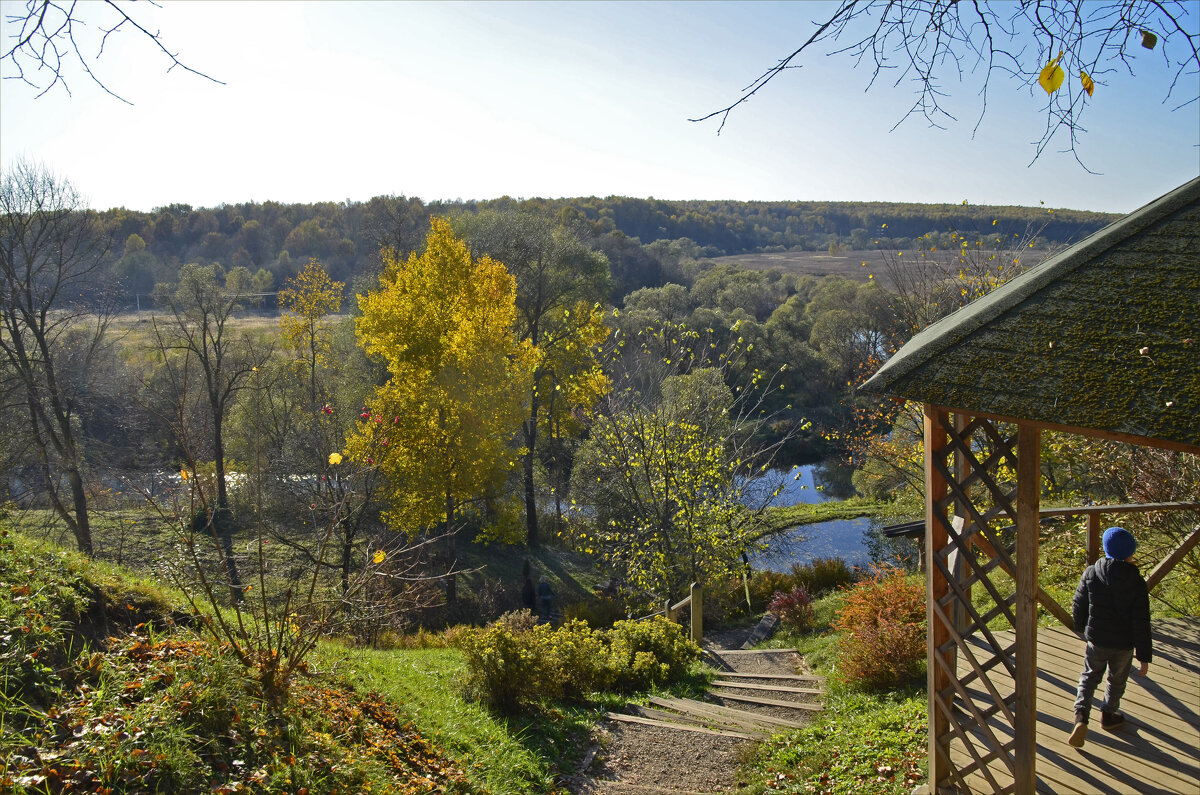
[348,218,538,534]
[833,566,926,689]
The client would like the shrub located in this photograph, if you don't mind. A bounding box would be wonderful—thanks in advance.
[460,622,556,714]
[564,596,626,629]
[793,557,855,596]
[493,608,538,634]
[833,566,925,690]
[767,585,816,632]
[606,616,700,691]
[543,619,612,694]
[740,558,856,616]
[459,615,700,714]
[746,569,795,613]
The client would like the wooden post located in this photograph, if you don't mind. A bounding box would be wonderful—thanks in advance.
[923,406,952,791]
[1087,513,1101,565]
[664,599,673,622]
[690,582,703,644]
[1014,423,1041,795]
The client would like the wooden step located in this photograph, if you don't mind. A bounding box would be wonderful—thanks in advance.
[604,711,757,740]
[649,695,806,729]
[708,690,823,712]
[707,647,800,655]
[712,671,825,683]
[712,679,824,695]
[628,706,768,739]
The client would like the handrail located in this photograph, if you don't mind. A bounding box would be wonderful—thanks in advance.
[633,582,703,644]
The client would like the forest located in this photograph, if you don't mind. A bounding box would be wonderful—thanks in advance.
[98,193,1115,307]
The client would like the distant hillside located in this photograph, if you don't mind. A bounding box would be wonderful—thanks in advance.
[494,196,1117,254]
[92,195,1117,307]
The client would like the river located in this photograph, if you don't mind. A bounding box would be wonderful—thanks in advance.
[750,463,875,572]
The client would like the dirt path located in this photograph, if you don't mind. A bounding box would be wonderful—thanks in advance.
[563,630,816,794]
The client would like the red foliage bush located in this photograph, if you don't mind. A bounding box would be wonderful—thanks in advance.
[767,585,816,632]
[833,565,925,689]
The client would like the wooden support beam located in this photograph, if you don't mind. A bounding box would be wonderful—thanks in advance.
[1146,525,1200,592]
[1014,423,1041,795]
[924,405,952,791]
[690,581,703,644]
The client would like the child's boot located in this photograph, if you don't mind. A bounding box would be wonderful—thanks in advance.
[1101,710,1125,731]
[1068,710,1088,747]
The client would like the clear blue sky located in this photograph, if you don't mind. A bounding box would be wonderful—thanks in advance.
[2,1,1197,213]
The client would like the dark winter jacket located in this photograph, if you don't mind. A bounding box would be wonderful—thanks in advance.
[1072,558,1153,663]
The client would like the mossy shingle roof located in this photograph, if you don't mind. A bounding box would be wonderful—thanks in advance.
[861,176,1200,450]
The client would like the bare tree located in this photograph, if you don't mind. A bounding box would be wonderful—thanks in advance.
[2,0,222,103]
[694,1,1200,166]
[152,263,271,596]
[0,160,114,555]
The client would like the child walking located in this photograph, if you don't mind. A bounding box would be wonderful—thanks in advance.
[1068,526,1153,748]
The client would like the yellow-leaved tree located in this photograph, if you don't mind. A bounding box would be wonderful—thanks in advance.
[278,257,343,408]
[347,219,538,593]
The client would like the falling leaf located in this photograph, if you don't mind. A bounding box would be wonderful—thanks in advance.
[328,452,343,466]
[1139,346,1150,355]
[1080,70,1095,96]
[1141,29,1157,49]
[1039,53,1065,94]
[373,550,386,564]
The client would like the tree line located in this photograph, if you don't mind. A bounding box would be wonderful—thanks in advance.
[95,194,1115,308]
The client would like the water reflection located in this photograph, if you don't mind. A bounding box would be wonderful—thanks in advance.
[752,463,872,571]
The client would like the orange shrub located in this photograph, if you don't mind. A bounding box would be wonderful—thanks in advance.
[833,566,925,689]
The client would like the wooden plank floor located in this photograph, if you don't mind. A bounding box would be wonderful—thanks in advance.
[950,617,1200,795]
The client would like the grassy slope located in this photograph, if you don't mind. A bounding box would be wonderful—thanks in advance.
[0,528,512,793]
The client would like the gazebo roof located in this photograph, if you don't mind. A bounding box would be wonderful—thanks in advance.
[861,176,1200,451]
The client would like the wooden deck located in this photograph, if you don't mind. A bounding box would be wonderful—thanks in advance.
[951,617,1200,794]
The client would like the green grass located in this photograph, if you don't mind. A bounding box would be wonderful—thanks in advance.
[742,687,927,795]
[760,498,886,535]
[315,644,564,794]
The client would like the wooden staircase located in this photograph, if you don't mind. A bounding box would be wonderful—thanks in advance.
[604,649,824,740]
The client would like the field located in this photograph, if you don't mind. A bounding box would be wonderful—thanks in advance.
[710,248,1054,290]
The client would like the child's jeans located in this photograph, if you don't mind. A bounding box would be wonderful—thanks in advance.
[1074,642,1134,718]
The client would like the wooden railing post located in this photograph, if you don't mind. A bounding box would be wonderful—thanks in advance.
[1014,423,1041,795]
[1087,513,1102,565]
[690,582,703,644]
[923,406,952,791]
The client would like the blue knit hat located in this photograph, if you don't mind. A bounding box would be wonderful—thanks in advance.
[1102,526,1137,560]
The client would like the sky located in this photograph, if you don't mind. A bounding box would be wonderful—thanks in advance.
[2,1,1198,214]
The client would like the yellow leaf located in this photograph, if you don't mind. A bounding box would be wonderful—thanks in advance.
[328,452,343,465]
[1080,70,1094,96]
[1039,55,1065,94]
[373,550,386,564]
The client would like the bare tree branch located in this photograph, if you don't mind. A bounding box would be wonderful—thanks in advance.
[694,1,1200,166]
[2,0,224,104]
